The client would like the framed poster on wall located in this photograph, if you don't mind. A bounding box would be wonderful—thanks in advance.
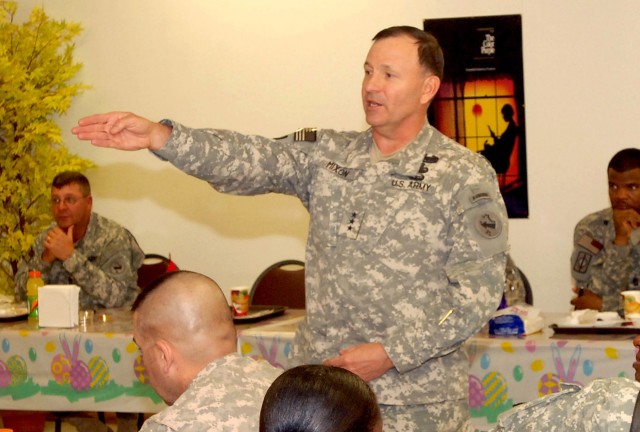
[424,15,528,218]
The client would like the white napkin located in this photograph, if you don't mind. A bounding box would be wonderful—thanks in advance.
[565,309,598,326]
[38,285,80,328]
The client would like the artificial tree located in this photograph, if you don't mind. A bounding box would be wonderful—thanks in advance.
[0,1,93,296]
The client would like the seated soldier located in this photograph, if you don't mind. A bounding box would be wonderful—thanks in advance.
[571,149,640,312]
[15,171,144,309]
[134,270,282,432]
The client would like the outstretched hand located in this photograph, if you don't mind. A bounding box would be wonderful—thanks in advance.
[71,112,172,151]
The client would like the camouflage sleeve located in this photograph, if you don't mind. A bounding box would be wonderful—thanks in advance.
[139,418,174,432]
[62,229,143,308]
[153,120,315,205]
[494,378,638,431]
[571,216,630,311]
[384,181,508,372]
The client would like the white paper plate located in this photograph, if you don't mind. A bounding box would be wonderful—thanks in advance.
[0,304,28,320]
[556,317,624,328]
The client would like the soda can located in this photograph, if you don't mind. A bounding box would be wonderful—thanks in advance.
[231,287,250,317]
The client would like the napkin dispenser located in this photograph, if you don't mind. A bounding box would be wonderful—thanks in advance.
[38,285,80,328]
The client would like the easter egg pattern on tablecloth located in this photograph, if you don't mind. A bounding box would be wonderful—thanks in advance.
[134,355,149,384]
[70,359,92,391]
[468,374,485,408]
[482,371,508,408]
[88,356,110,389]
[7,355,27,385]
[0,360,11,387]
[538,372,561,396]
[51,353,72,385]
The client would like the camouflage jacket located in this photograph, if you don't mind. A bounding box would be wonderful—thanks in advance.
[571,208,640,312]
[492,378,639,431]
[15,213,144,309]
[139,353,282,432]
[156,120,508,406]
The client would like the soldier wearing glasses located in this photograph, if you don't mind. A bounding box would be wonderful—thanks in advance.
[15,171,144,309]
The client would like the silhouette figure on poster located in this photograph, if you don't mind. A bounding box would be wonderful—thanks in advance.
[481,104,519,183]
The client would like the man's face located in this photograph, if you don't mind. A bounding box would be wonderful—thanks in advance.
[361,35,434,136]
[51,183,92,231]
[608,167,640,212]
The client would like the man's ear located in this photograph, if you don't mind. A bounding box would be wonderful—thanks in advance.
[420,75,441,105]
[155,339,173,373]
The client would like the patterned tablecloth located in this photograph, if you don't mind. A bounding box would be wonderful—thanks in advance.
[0,308,165,413]
[236,310,639,428]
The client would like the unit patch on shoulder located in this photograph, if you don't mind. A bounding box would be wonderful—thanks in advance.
[573,251,592,274]
[475,210,503,239]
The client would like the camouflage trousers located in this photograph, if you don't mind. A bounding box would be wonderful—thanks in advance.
[380,399,472,432]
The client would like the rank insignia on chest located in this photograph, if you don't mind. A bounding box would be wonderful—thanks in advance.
[419,154,439,174]
[339,211,365,240]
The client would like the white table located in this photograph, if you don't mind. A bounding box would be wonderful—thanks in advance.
[236,310,639,428]
[0,308,165,413]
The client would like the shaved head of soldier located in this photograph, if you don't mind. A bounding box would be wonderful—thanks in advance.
[132,271,236,405]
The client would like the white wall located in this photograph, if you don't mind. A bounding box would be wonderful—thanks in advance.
[15,0,640,311]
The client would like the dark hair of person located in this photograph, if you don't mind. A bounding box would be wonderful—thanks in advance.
[131,270,187,311]
[52,171,91,196]
[259,365,381,432]
[608,148,640,173]
[372,25,444,80]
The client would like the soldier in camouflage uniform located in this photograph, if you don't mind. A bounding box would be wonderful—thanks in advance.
[15,171,144,309]
[492,378,640,431]
[133,271,282,432]
[571,149,640,313]
[72,26,508,431]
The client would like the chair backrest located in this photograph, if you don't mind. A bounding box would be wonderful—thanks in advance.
[249,260,305,309]
[137,253,179,291]
[518,266,533,306]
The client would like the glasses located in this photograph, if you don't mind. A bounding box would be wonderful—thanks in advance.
[51,196,85,206]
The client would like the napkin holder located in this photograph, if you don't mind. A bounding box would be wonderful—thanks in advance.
[38,285,80,328]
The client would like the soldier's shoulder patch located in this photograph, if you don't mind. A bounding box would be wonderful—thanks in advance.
[474,210,503,239]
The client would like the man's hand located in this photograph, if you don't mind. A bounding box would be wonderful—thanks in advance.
[43,226,75,262]
[323,343,394,382]
[612,208,640,245]
[570,287,603,311]
[633,335,640,381]
[72,112,172,151]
